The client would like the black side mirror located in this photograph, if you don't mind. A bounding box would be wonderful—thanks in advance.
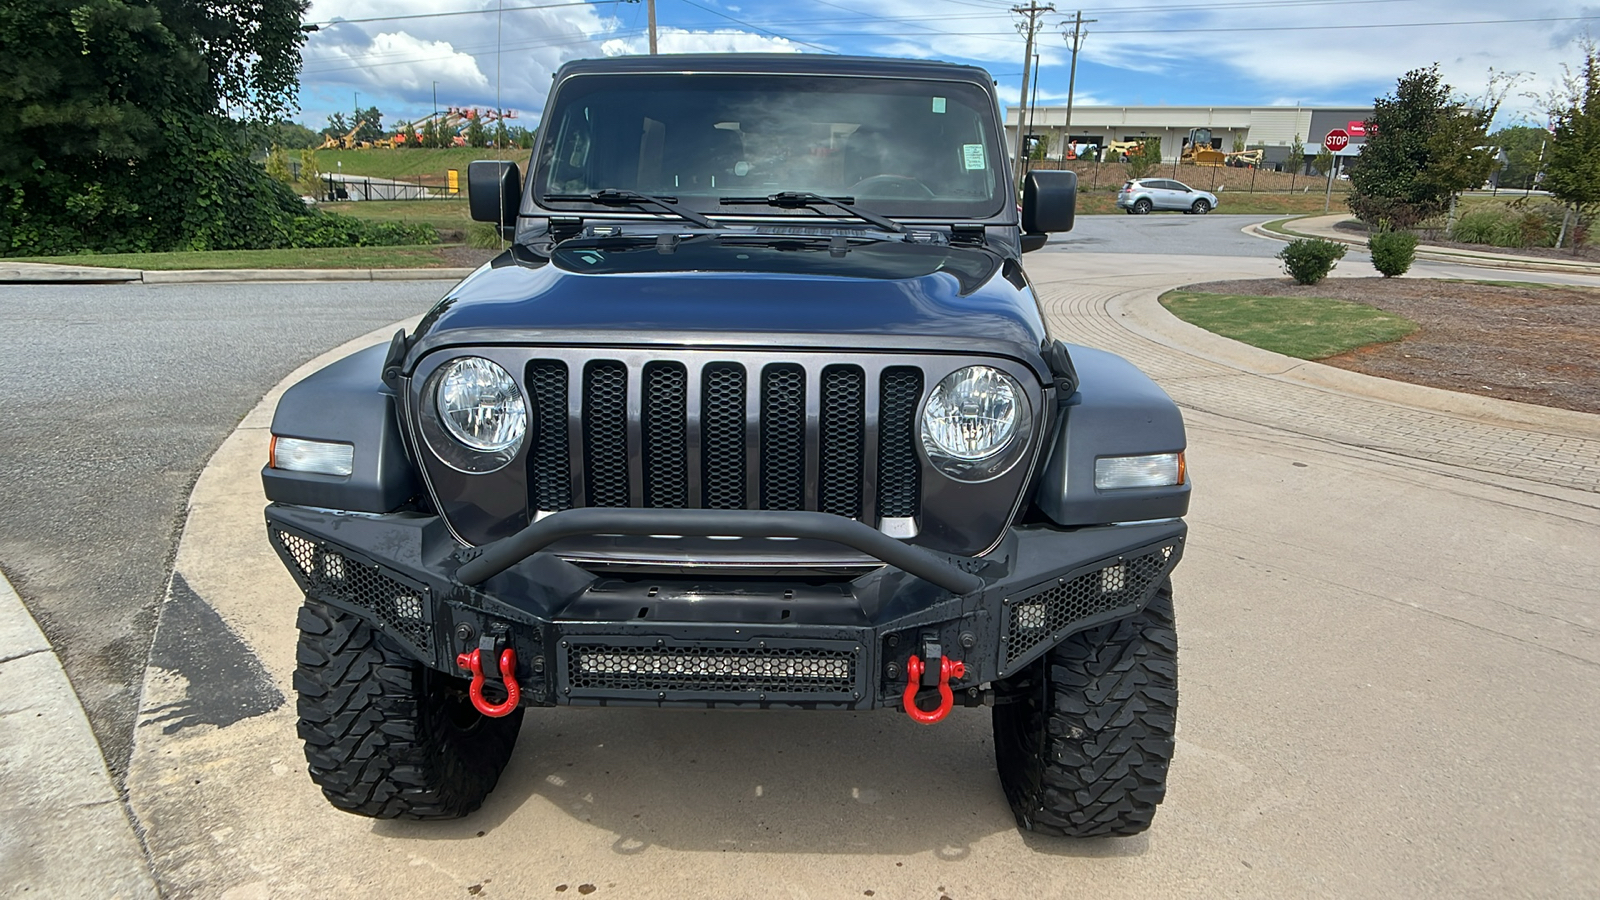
[468,160,521,226]
[1022,169,1076,237]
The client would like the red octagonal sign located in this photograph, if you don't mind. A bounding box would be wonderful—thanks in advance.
[1324,129,1350,152]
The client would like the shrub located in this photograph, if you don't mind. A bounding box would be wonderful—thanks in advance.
[1277,238,1347,284]
[467,222,504,249]
[1368,229,1419,277]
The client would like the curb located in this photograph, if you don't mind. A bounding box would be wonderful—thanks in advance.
[1251,217,1600,277]
[1,264,477,285]
[0,572,160,898]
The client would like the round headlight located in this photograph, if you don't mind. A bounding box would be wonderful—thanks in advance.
[435,357,526,453]
[922,366,1022,460]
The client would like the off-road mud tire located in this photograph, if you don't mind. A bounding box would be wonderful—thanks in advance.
[294,599,524,819]
[991,581,1177,837]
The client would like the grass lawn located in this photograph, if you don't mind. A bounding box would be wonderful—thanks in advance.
[321,199,474,230]
[314,147,525,181]
[1160,290,1418,359]
[13,245,464,270]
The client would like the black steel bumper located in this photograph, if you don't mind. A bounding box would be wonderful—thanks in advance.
[266,504,1183,711]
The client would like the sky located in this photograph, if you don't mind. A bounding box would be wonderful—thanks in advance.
[294,0,1596,134]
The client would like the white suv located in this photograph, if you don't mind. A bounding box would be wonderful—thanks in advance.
[1116,178,1218,215]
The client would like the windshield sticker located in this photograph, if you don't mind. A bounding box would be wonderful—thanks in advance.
[932,97,947,114]
[963,143,986,170]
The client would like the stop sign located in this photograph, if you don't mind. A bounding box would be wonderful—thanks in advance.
[1324,129,1350,152]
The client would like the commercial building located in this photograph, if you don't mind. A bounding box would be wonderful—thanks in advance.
[1004,105,1373,170]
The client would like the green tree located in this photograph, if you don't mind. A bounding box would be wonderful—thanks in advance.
[1542,42,1600,251]
[1286,135,1305,176]
[297,149,323,198]
[0,0,313,255]
[352,105,383,143]
[1491,125,1549,191]
[1126,137,1162,178]
[420,117,439,150]
[1231,133,1246,153]
[265,145,294,184]
[1348,65,1499,228]
[1313,147,1335,177]
[464,113,488,148]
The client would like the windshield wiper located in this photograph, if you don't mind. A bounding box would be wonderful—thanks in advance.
[719,191,905,233]
[543,189,721,229]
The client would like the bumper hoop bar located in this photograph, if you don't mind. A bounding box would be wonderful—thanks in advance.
[454,507,986,595]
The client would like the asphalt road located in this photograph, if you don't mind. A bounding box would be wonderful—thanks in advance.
[0,281,449,777]
[1046,212,1288,259]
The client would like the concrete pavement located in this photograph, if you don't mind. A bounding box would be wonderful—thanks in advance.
[102,249,1600,897]
[0,574,158,899]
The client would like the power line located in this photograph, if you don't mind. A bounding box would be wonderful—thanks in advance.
[308,0,616,28]
[671,0,840,53]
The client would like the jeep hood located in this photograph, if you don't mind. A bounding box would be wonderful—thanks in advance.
[406,238,1052,380]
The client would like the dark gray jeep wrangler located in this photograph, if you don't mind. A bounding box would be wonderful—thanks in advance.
[264,54,1188,837]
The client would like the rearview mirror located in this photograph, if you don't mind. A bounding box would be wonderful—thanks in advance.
[468,160,521,227]
[1022,170,1076,238]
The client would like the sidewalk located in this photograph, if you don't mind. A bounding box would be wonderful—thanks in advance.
[1257,214,1600,277]
[2,260,476,284]
[0,574,159,898]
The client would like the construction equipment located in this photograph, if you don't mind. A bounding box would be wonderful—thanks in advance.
[1100,139,1154,163]
[1180,128,1263,167]
[317,118,372,151]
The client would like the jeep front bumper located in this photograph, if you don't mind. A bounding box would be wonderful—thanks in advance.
[266,504,1183,712]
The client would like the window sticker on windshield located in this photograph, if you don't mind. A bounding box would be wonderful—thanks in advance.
[932,97,947,114]
[963,143,985,170]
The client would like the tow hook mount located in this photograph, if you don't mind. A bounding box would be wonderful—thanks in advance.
[902,640,965,724]
[456,632,521,718]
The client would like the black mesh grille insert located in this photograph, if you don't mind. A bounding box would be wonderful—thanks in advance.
[583,360,630,507]
[642,362,688,509]
[818,365,865,518]
[273,529,431,652]
[760,364,806,511]
[876,367,922,519]
[566,643,856,694]
[702,363,747,509]
[526,360,571,511]
[1004,545,1176,666]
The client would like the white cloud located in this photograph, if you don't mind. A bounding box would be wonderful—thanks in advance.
[601,27,804,57]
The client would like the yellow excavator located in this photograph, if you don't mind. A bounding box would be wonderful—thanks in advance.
[1180,128,1264,167]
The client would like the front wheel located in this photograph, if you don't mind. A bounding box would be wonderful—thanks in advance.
[294,599,524,819]
[991,581,1178,837]
[1191,199,1212,215]
[1132,198,1153,215]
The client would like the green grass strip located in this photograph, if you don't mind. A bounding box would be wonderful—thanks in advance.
[1160,290,1418,360]
[13,244,459,270]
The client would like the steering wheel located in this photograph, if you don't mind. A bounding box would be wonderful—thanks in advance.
[848,174,935,199]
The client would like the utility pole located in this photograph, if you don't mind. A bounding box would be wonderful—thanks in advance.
[648,0,658,54]
[1060,10,1095,164]
[1011,2,1054,193]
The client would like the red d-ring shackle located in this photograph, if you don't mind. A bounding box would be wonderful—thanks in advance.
[455,647,521,717]
[902,654,965,724]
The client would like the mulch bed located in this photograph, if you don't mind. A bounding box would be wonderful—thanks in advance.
[1181,278,1600,414]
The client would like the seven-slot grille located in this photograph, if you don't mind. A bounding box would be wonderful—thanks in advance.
[523,357,924,524]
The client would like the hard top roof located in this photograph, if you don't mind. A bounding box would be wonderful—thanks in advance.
[553,54,994,85]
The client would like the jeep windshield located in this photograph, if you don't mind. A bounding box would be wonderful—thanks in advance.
[534,73,1007,222]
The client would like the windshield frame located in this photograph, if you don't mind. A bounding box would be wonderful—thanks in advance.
[529,70,1011,224]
